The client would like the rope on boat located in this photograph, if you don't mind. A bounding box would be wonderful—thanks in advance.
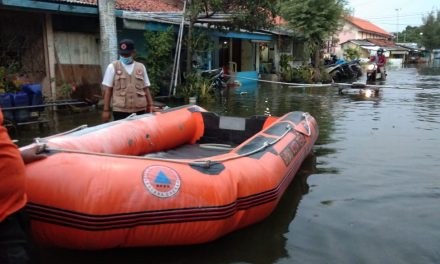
[41,124,294,168]
[35,125,88,143]
[303,113,312,136]
[35,113,155,143]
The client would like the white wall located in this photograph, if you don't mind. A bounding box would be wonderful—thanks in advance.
[387,58,403,68]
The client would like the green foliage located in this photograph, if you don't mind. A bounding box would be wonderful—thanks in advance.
[420,11,440,51]
[57,80,75,99]
[280,0,347,66]
[279,54,294,72]
[179,72,214,103]
[0,63,22,93]
[138,27,174,95]
[399,26,424,44]
[190,29,214,53]
[280,65,332,83]
[344,47,361,60]
[187,0,278,31]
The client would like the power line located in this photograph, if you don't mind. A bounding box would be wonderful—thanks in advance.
[364,12,432,20]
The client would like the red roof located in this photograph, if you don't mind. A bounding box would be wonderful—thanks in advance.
[115,0,180,12]
[274,16,287,26]
[346,16,392,38]
[57,0,181,12]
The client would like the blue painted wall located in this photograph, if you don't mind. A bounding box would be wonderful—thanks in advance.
[232,71,259,94]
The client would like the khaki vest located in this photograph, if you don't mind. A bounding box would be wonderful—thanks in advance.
[112,61,147,113]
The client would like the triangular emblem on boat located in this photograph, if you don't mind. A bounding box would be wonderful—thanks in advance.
[154,171,171,185]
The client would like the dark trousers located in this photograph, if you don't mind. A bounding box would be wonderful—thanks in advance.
[112,110,146,121]
[0,209,35,264]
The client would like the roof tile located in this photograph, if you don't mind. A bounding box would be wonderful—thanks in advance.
[56,0,181,12]
[346,16,392,37]
[115,0,180,12]
[366,38,395,47]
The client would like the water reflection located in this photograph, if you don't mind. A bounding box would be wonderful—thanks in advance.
[417,65,440,77]
[13,109,102,146]
[39,154,317,264]
[338,90,382,102]
[413,91,440,127]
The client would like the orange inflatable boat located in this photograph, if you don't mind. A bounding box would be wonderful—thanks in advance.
[22,105,318,249]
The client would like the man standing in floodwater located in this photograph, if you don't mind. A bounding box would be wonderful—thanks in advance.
[101,39,154,122]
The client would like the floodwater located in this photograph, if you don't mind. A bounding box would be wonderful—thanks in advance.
[15,66,440,263]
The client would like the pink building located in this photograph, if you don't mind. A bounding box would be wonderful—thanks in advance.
[331,16,394,58]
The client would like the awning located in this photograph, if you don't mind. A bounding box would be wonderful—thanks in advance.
[123,19,179,32]
[212,31,272,41]
[121,11,273,41]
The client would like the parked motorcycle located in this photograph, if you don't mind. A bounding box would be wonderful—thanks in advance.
[366,63,386,82]
[200,68,228,91]
[326,59,362,82]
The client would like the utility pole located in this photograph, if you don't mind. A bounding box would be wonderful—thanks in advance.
[98,0,117,77]
[395,8,401,42]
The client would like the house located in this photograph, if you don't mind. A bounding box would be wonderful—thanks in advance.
[366,38,410,60]
[397,43,429,63]
[259,18,306,76]
[0,0,181,100]
[340,38,410,66]
[331,16,394,58]
[0,0,301,98]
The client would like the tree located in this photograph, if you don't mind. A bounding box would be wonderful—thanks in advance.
[138,27,175,95]
[184,0,278,73]
[399,26,423,44]
[280,0,347,68]
[420,11,440,51]
[344,47,361,60]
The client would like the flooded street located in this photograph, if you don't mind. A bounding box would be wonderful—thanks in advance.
[17,66,440,263]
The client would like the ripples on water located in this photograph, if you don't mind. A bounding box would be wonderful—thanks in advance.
[17,66,440,263]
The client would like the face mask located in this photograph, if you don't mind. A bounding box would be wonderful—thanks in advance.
[119,56,134,65]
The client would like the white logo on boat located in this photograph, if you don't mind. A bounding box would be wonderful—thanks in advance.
[142,166,181,198]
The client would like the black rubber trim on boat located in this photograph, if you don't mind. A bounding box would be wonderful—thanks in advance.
[281,111,305,124]
[237,135,276,155]
[189,162,226,175]
[264,122,290,136]
[248,146,277,159]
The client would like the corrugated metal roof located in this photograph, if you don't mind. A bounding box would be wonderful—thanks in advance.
[350,40,375,46]
[55,0,97,5]
[342,38,409,52]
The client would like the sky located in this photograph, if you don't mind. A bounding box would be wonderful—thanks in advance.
[348,0,440,33]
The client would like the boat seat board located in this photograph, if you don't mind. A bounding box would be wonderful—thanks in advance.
[219,116,246,131]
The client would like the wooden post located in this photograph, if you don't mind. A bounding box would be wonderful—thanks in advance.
[45,13,57,101]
